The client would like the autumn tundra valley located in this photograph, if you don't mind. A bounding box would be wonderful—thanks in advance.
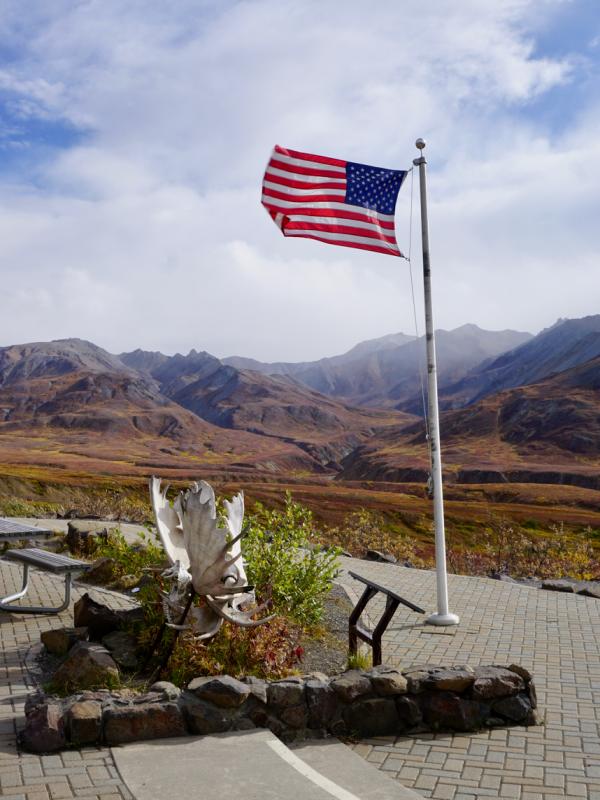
[1,315,600,568]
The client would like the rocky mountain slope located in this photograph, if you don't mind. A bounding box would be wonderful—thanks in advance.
[0,340,320,477]
[339,354,600,488]
[438,315,600,410]
[1,319,598,489]
[227,324,532,408]
[122,347,414,466]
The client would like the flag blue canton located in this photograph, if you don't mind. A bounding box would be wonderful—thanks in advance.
[345,162,406,215]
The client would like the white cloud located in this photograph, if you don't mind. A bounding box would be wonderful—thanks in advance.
[0,0,597,361]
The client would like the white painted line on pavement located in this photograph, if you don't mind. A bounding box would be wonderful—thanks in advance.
[266,739,362,800]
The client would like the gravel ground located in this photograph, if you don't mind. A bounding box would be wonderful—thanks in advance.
[299,583,354,676]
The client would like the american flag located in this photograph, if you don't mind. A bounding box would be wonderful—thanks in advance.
[261,145,407,257]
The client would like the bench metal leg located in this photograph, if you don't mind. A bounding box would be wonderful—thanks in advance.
[0,567,73,615]
[349,585,377,659]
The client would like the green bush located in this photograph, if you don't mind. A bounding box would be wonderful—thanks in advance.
[243,492,340,627]
[91,527,166,582]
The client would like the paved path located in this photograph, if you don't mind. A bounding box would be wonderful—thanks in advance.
[339,558,600,800]
[0,562,135,799]
[2,555,600,799]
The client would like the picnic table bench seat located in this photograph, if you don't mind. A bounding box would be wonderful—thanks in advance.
[1,547,90,615]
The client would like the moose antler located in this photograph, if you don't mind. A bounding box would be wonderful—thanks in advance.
[150,477,273,639]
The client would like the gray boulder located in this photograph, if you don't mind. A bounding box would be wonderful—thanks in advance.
[102,631,139,671]
[41,626,88,656]
[188,676,251,708]
[104,701,185,744]
[472,666,524,700]
[344,698,398,737]
[51,642,119,693]
[66,700,102,746]
[21,699,66,753]
[331,671,371,702]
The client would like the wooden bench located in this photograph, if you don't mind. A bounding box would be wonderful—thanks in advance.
[348,570,425,666]
[0,548,90,615]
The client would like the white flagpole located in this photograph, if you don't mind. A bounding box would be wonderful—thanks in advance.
[413,138,459,626]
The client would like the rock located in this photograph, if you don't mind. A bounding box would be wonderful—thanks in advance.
[280,704,307,729]
[80,557,117,585]
[365,549,397,564]
[541,579,575,593]
[51,642,119,693]
[403,667,438,694]
[305,679,337,729]
[472,666,524,700]
[21,700,66,753]
[104,702,185,744]
[41,627,88,657]
[395,696,422,728]
[425,667,475,693]
[303,671,329,682]
[66,701,102,746]
[187,676,251,708]
[331,671,371,703]
[66,521,109,556]
[422,693,487,732]
[73,593,143,639]
[492,693,531,723]
[344,698,398,737]
[577,584,600,599]
[102,631,139,671]
[267,678,305,708]
[73,594,122,639]
[526,708,543,726]
[528,681,537,709]
[233,717,256,731]
[242,676,268,704]
[490,572,516,583]
[150,681,181,701]
[180,693,236,735]
[507,664,532,682]
[367,667,408,696]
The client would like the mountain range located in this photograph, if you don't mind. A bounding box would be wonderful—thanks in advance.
[0,315,599,488]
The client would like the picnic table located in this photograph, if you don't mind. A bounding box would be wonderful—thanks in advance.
[0,517,54,543]
[0,518,89,614]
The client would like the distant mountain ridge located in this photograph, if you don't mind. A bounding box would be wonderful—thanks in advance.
[121,346,414,465]
[0,317,598,488]
[339,350,600,488]
[438,315,600,410]
[227,324,533,408]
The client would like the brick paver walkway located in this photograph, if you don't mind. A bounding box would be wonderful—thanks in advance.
[339,558,600,800]
[2,554,600,799]
[0,561,134,799]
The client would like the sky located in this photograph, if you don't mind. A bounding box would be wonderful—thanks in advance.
[0,0,599,362]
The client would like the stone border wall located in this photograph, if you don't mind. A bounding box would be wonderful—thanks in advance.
[21,663,539,753]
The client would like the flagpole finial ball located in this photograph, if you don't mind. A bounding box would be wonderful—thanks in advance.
[415,138,426,150]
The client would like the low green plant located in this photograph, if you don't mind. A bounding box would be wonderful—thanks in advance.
[166,616,305,684]
[91,527,166,582]
[243,492,340,627]
[346,649,372,671]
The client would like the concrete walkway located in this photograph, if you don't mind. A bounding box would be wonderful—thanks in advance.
[0,562,136,799]
[112,730,421,799]
[339,558,600,800]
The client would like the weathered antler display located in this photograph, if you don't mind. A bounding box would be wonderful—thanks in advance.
[149,477,273,640]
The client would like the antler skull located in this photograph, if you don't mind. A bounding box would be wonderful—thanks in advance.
[149,477,273,639]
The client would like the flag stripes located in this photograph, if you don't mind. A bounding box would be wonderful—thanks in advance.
[262,145,406,257]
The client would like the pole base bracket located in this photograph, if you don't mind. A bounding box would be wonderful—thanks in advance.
[426,611,460,626]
